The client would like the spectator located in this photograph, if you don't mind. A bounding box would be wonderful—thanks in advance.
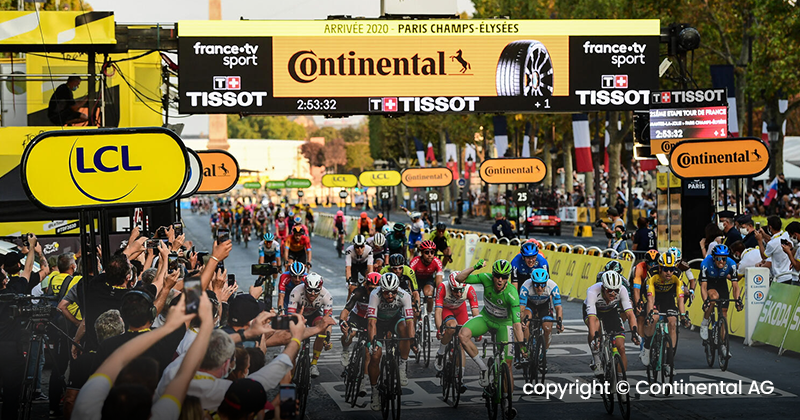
[756,215,793,284]
[178,396,204,420]
[47,76,89,125]
[632,217,656,251]
[778,173,791,200]
[222,294,262,346]
[614,195,626,218]
[600,207,625,247]
[79,254,138,351]
[782,222,800,283]
[228,347,251,380]
[736,215,759,249]
[700,223,724,258]
[246,348,266,373]
[718,210,742,245]
[491,212,515,239]
[611,224,630,252]
[216,379,268,420]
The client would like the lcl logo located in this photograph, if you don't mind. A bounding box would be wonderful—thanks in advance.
[552,259,562,276]
[565,261,576,277]
[580,263,592,280]
[372,173,389,179]
[70,140,141,202]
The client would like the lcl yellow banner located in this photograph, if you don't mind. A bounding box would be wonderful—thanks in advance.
[359,170,401,187]
[322,174,358,188]
[22,128,188,210]
[479,157,546,184]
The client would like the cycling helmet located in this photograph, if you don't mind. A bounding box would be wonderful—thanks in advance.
[435,222,446,231]
[711,244,730,257]
[644,249,660,264]
[520,242,539,257]
[603,260,624,275]
[360,212,368,219]
[305,272,323,292]
[419,240,436,251]
[658,252,678,268]
[492,260,512,276]
[289,262,306,276]
[336,210,344,217]
[380,272,400,292]
[389,254,406,267]
[448,271,465,290]
[288,211,294,217]
[294,216,302,224]
[377,213,384,219]
[382,225,392,236]
[292,225,304,234]
[531,268,549,284]
[373,233,386,247]
[353,235,367,247]
[411,212,421,219]
[366,272,381,287]
[601,271,623,290]
[393,223,406,233]
[668,247,682,261]
[263,233,274,242]
[278,212,286,218]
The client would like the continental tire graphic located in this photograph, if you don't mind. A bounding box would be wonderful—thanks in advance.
[496,40,553,97]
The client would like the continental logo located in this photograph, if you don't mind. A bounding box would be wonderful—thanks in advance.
[479,158,547,184]
[401,167,453,188]
[196,150,240,194]
[289,50,452,83]
[21,128,187,210]
[668,138,769,179]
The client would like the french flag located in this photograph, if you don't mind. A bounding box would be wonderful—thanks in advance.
[761,99,789,145]
[572,114,593,172]
[426,141,436,164]
[764,177,779,206]
[710,65,739,137]
[413,136,426,167]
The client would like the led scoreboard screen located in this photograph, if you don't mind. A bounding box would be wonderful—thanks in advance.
[177,19,660,114]
[648,89,729,155]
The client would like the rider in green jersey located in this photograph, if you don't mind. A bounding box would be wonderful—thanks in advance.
[455,259,524,388]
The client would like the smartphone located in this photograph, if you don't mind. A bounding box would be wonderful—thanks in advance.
[147,238,160,249]
[196,252,209,268]
[227,273,236,287]
[168,253,179,274]
[156,226,168,239]
[217,228,230,243]
[271,315,297,330]
[755,222,762,230]
[173,222,183,236]
[216,260,225,273]
[280,384,297,419]
[781,239,791,247]
[183,282,201,315]
[252,264,276,276]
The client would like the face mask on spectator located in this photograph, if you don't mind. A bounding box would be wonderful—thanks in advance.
[740,228,749,236]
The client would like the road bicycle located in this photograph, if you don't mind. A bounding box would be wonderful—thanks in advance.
[341,324,369,408]
[703,298,740,372]
[645,309,682,394]
[336,229,346,258]
[438,325,466,407]
[376,336,414,420]
[242,222,251,248]
[292,337,312,419]
[594,320,632,420]
[414,295,433,367]
[517,316,559,384]
[481,332,524,420]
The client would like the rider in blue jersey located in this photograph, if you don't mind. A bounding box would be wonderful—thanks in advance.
[519,268,564,353]
[510,242,548,289]
[699,244,742,344]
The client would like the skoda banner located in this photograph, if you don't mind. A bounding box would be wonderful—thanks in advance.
[21,127,189,210]
[178,19,659,114]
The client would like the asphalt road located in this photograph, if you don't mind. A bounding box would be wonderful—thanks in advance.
[183,212,800,419]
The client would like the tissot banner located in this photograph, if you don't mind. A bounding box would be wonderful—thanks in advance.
[178,20,659,114]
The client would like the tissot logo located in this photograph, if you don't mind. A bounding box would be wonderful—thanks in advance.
[288,50,449,83]
[213,76,241,91]
[369,96,479,112]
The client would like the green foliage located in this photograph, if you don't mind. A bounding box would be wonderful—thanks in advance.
[340,124,368,143]
[309,127,338,142]
[345,142,373,171]
[227,115,306,140]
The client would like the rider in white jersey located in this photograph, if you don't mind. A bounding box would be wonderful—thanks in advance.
[287,273,334,377]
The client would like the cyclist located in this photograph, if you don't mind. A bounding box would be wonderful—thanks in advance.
[233,202,244,239]
[367,273,415,410]
[274,212,289,244]
[346,235,374,297]
[209,210,220,239]
[277,262,307,313]
[340,272,381,368]
[241,205,253,242]
[455,260,524,396]
[386,223,408,258]
[284,225,312,269]
[428,222,453,268]
[366,233,388,266]
[640,251,688,368]
[287,211,296,231]
[400,208,425,253]
[584,271,639,375]
[670,247,697,306]
[519,268,564,358]
[219,206,233,231]
[381,254,419,305]
[293,216,308,236]
[287,272,334,378]
[699,244,742,354]
[374,212,388,233]
[596,260,630,295]
[357,212,374,236]
[305,204,315,236]
[510,241,549,290]
[632,250,660,344]
[254,206,269,236]
[409,240,444,317]
[258,233,282,283]
[433,271,479,372]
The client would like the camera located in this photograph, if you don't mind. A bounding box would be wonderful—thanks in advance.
[271,315,298,330]
[21,232,33,248]
[184,284,201,315]
[168,253,179,274]
[594,219,604,228]
[147,238,161,249]
[252,264,278,276]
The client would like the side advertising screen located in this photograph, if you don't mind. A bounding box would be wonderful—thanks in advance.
[178,19,659,114]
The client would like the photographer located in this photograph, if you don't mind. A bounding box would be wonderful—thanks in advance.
[611,225,631,253]
[78,254,137,351]
[5,233,47,294]
[599,208,625,248]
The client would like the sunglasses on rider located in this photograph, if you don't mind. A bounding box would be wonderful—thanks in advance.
[422,250,435,255]
[532,283,546,288]
[713,256,726,262]
[452,288,464,294]
[605,289,619,296]
[661,267,677,273]
[494,274,509,280]
[382,290,397,296]
[306,288,321,295]
[354,245,365,249]
[391,266,403,271]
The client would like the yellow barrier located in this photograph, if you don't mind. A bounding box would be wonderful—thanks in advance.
[449,238,466,270]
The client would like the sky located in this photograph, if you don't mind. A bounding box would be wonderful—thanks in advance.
[90,0,477,136]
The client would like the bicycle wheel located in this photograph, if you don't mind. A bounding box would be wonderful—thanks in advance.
[533,335,544,384]
[441,344,452,402]
[452,340,463,408]
[614,354,630,420]
[414,321,422,364]
[500,362,514,420]
[704,322,715,368]
[718,316,730,372]
[601,350,614,414]
[294,347,310,419]
[423,315,432,367]
[659,337,674,396]
[485,358,498,420]
[350,345,366,407]
[380,356,392,420]
[392,353,403,420]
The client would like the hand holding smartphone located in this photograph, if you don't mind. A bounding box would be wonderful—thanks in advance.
[217,228,230,243]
